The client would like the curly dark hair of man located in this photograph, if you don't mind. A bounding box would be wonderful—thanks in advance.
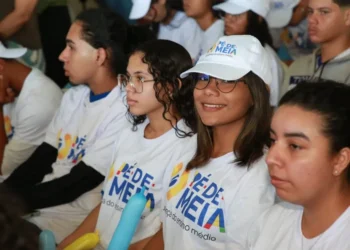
[127,39,197,137]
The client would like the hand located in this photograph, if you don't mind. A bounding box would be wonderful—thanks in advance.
[0,74,15,105]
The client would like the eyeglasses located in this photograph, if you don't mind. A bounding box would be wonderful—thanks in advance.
[217,10,245,21]
[118,74,155,93]
[195,74,243,93]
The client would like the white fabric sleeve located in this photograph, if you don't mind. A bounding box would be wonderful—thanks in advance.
[1,138,38,176]
[225,169,275,249]
[12,101,57,146]
[82,116,126,176]
[44,105,65,149]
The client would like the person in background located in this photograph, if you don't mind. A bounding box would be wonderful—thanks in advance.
[281,0,350,97]
[267,0,316,65]
[0,43,62,178]
[182,0,224,61]
[213,0,284,107]
[129,0,203,60]
[59,39,197,250]
[1,9,154,243]
[145,35,275,250]
[0,0,45,71]
[247,81,350,250]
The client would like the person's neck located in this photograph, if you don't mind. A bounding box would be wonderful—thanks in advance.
[7,61,31,94]
[211,117,245,158]
[88,71,118,95]
[162,9,177,25]
[144,106,180,139]
[302,184,350,238]
[320,35,350,63]
[195,12,217,31]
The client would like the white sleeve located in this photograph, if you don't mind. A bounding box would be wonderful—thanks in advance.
[44,103,66,148]
[1,138,37,176]
[82,115,127,176]
[13,101,58,146]
[180,20,202,60]
[225,168,275,249]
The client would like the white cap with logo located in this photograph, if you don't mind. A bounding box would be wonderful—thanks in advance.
[213,0,271,18]
[180,35,272,85]
[266,0,300,28]
[129,0,152,20]
[0,42,27,59]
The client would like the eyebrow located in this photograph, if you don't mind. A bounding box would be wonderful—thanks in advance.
[270,129,310,141]
[126,71,148,75]
[66,39,75,45]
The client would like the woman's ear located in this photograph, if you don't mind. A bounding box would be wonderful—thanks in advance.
[345,8,350,27]
[332,147,350,177]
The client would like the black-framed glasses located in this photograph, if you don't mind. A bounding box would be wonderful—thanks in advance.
[194,73,244,93]
[118,74,155,93]
[217,10,245,21]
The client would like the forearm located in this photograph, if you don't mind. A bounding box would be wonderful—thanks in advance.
[0,11,30,39]
[143,228,164,250]
[58,203,101,250]
[0,108,7,175]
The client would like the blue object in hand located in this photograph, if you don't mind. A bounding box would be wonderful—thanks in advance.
[107,186,148,250]
[39,230,56,250]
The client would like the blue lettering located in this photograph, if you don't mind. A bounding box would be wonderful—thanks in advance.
[146,192,156,211]
[193,176,209,192]
[211,188,224,205]
[176,188,195,213]
[202,182,218,199]
[131,168,143,183]
[184,195,204,223]
[223,45,230,54]
[123,165,134,179]
[140,173,154,188]
[109,177,127,198]
[122,181,135,203]
[76,137,86,150]
[198,202,209,227]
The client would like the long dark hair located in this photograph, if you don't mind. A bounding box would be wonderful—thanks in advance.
[187,72,272,170]
[246,11,274,48]
[279,80,350,183]
[128,40,196,137]
[76,9,155,76]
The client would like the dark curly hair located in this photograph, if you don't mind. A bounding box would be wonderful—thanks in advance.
[127,39,196,137]
[76,9,155,76]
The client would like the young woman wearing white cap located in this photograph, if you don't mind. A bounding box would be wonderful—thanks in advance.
[213,0,284,107]
[145,35,275,250]
[129,0,203,60]
[247,81,350,250]
[58,39,197,250]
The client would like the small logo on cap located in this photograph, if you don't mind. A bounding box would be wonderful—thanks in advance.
[208,41,237,55]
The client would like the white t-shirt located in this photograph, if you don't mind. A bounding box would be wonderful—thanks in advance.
[247,202,350,250]
[264,44,284,107]
[1,68,62,176]
[29,85,130,243]
[95,120,196,249]
[162,150,275,250]
[195,19,225,62]
[158,11,203,60]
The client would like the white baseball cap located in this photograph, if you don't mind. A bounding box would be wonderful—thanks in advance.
[0,42,27,59]
[213,0,271,18]
[266,0,300,28]
[180,35,272,85]
[129,0,152,19]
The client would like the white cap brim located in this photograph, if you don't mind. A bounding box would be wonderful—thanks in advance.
[0,47,27,59]
[213,2,249,15]
[266,8,293,28]
[180,63,250,81]
[129,0,152,19]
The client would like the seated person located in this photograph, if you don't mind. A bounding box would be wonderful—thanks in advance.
[1,8,153,243]
[0,0,45,71]
[213,0,284,107]
[247,80,350,250]
[0,43,62,178]
[129,0,203,60]
[267,0,316,65]
[281,0,350,96]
